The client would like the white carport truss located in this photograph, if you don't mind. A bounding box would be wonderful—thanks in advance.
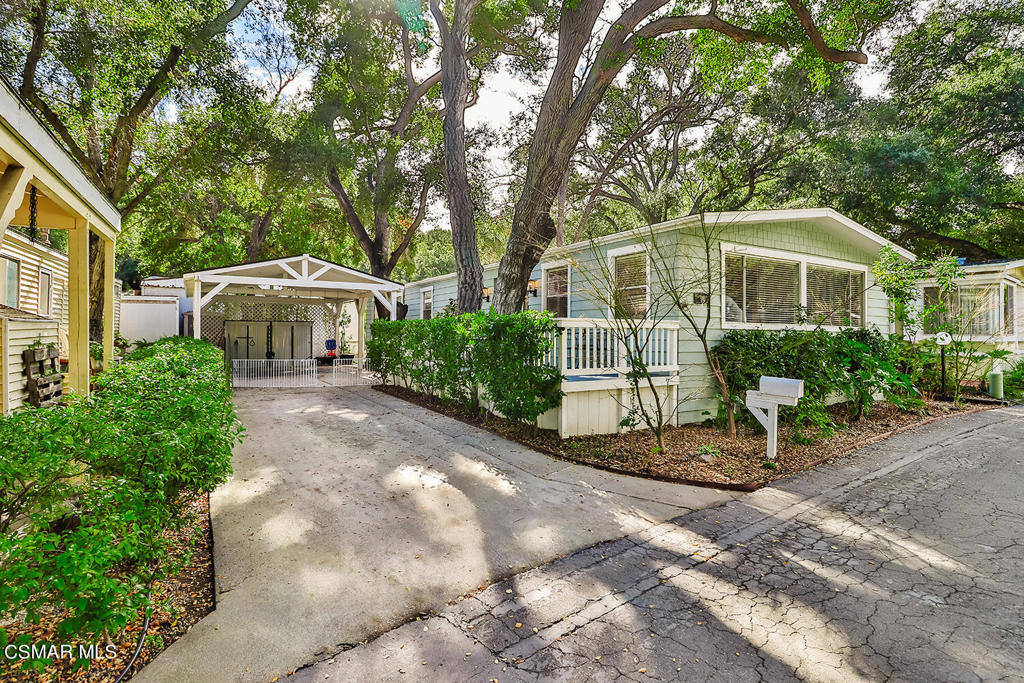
[183,254,402,388]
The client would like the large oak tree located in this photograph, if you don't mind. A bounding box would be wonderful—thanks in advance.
[473,0,900,313]
[1,0,256,335]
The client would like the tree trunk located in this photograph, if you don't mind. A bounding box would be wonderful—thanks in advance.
[556,168,568,247]
[88,233,103,342]
[433,0,483,313]
[245,207,275,262]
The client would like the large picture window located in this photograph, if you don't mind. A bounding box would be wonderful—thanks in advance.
[544,266,568,317]
[724,254,799,325]
[807,265,865,327]
[1,257,19,308]
[613,251,647,318]
[923,285,999,336]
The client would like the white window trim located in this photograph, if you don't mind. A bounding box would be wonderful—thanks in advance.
[2,256,20,309]
[719,242,869,331]
[420,286,433,320]
[607,244,649,319]
[1001,282,1016,339]
[541,260,571,318]
[38,266,53,317]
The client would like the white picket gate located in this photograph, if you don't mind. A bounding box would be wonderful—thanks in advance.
[328,357,375,386]
[230,359,319,388]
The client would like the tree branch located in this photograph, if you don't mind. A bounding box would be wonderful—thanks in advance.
[386,179,432,273]
[785,0,869,64]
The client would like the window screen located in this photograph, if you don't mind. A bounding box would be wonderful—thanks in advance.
[724,254,799,324]
[545,267,568,317]
[614,252,647,317]
[1,257,19,308]
[421,289,432,320]
[807,265,865,327]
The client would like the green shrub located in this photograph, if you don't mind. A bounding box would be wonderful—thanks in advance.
[369,311,563,424]
[713,328,917,439]
[0,337,241,666]
[1005,358,1024,400]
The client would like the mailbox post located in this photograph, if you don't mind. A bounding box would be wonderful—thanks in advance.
[745,376,804,460]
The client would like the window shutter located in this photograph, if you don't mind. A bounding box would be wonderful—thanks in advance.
[545,267,568,317]
[614,252,647,317]
[807,265,864,327]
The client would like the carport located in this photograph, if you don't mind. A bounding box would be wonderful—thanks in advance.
[182,255,403,387]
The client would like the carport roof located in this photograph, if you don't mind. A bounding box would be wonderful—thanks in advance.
[183,253,404,316]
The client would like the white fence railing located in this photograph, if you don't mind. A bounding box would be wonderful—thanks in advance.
[547,318,679,376]
[231,359,318,388]
[329,357,374,386]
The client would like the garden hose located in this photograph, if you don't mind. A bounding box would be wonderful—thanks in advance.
[111,589,153,683]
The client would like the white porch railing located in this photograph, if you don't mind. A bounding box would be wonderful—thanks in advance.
[329,357,374,386]
[231,359,318,388]
[547,318,679,376]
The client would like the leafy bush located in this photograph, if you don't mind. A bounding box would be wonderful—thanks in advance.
[1005,358,1024,400]
[369,311,563,424]
[713,328,917,439]
[0,337,241,665]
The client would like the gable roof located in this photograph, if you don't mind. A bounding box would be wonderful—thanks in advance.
[403,208,916,289]
[183,253,403,288]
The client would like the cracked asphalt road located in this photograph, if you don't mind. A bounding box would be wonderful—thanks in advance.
[297,405,1024,682]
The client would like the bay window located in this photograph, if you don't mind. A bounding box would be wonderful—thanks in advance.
[923,285,999,336]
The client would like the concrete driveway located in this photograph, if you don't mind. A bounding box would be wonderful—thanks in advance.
[134,386,735,683]
[298,405,1024,682]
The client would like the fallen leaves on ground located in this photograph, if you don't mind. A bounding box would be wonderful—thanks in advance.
[1,495,216,682]
[378,385,980,487]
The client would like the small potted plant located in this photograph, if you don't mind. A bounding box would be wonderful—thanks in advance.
[89,341,104,372]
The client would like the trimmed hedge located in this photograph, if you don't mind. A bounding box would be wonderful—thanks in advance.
[713,328,917,439]
[0,337,241,665]
[368,311,564,424]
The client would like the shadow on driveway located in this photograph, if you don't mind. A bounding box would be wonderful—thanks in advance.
[133,386,736,683]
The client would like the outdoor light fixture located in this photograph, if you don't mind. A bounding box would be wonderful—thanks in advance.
[527,279,539,296]
[482,285,492,302]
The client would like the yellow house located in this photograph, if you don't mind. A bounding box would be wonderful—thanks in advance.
[0,75,120,409]
[916,258,1024,352]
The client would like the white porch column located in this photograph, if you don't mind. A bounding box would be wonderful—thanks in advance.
[357,297,367,359]
[102,236,115,364]
[67,221,90,394]
[192,278,202,339]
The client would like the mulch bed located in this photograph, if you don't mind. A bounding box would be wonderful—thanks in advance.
[377,385,991,490]
[1,495,215,682]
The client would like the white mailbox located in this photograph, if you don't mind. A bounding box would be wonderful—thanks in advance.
[745,376,805,460]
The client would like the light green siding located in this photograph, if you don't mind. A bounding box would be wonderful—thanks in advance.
[402,213,902,426]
